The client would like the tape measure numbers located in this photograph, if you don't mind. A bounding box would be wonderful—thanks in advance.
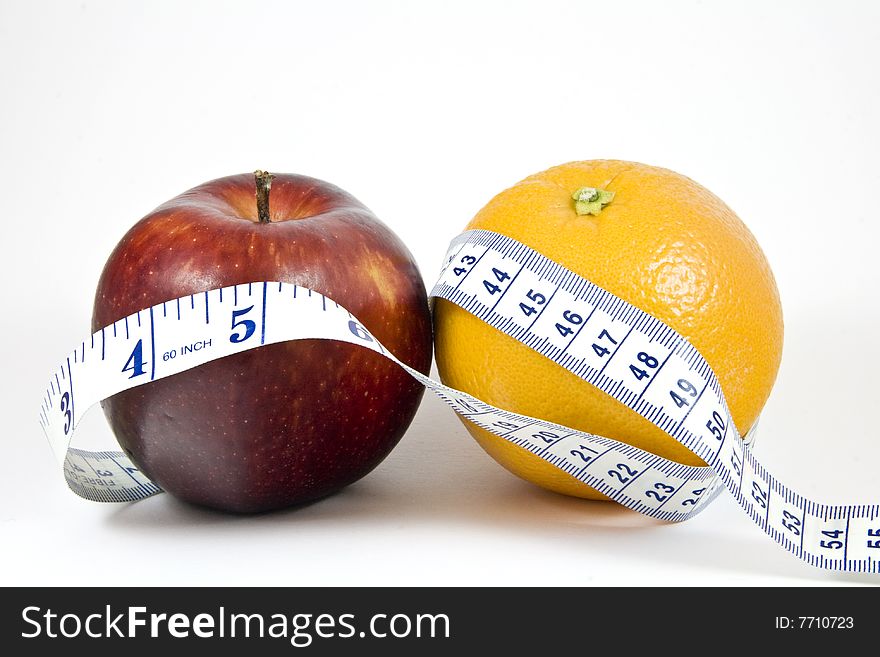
[39,231,880,573]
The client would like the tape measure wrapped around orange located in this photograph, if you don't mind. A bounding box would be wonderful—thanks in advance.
[433,160,784,500]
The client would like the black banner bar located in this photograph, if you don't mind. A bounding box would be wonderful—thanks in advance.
[1,587,874,655]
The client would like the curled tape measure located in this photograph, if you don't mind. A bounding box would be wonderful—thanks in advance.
[39,229,879,573]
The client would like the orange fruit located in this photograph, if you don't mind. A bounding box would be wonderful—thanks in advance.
[433,160,783,500]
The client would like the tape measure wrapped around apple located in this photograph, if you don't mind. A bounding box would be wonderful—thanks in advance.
[40,164,880,572]
[72,170,434,512]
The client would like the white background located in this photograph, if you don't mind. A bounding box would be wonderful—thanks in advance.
[2,0,879,586]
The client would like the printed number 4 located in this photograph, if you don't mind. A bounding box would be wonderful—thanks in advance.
[122,339,147,378]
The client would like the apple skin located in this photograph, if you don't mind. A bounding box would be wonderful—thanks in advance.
[93,173,433,512]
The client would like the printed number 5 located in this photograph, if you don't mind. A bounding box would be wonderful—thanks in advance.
[230,305,256,343]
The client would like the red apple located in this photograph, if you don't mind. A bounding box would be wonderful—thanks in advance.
[92,171,433,512]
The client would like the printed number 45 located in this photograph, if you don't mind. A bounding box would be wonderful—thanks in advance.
[520,289,546,317]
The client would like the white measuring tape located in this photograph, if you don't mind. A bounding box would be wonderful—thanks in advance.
[39,229,879,573]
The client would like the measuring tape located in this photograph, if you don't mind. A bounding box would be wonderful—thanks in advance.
[39,229,879,573]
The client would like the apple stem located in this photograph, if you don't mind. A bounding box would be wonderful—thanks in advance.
[254,170,275,223]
